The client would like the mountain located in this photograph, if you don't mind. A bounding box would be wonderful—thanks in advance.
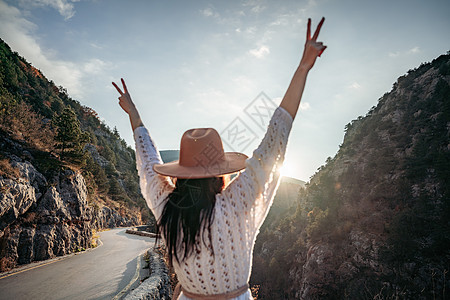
[0,39,152,271]
[250,52,450,299]
[160,150,180,163]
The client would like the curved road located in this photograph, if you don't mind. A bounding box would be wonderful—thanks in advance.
[0,228,155,300]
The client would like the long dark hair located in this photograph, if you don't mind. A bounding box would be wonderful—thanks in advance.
[157,176,225,265]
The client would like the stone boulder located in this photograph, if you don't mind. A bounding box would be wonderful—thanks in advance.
[0,178,36,231]
[10,160,47,194]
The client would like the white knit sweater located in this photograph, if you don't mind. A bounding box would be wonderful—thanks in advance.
[133,106,293,299]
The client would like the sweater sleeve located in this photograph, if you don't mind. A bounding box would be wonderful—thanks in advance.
[133,126,175,220]
[219,106,294,232]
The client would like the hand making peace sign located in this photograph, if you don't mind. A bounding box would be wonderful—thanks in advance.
[112,78,136,116]
[300,17,327,70]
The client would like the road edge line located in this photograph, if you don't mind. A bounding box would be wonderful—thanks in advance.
[112,252,143,300]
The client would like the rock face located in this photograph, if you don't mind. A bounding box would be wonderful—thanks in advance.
[0,152,140,270]
[85,144,109,168]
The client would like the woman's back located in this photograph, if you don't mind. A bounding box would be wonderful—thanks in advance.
[133,107,293,297]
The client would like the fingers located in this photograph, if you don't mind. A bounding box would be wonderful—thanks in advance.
[121,78,129,94]
[319,46,327,57]
[112,78,130,95]
[112,81,123,95]
[306,40,327,58]
[312,17,325,41]
[307,18,311,40]
[313,41,326,56]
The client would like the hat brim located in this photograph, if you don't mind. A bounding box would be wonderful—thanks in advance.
[153,152,248,179]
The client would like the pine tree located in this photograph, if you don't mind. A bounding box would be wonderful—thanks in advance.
[53,107,90,164]
[113,126,120,139]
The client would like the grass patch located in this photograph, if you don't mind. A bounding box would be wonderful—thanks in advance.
[90,229,100,248]
[0,157,20,179]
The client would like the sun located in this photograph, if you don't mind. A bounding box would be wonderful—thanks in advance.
[279,162,295,178]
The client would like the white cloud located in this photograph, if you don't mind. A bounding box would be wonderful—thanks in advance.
[83,58,110,75]
[270,17,288,27]
[245,26,257,35]
[18,0,78,20]
[200,5,242,26]
[349,82,361,90]
[243,0,266,14]
[89,42,103,49]
[0,0,109,99]
[196,88,226,101]
[201,7,214,17]
[249,45,270,58]
[300,102,311,111]
[389,51,400,57]
[250,4,265,14]
[307,0,317,8]
[0,1,36,33]
[408,46,420,54]
[389,47,420,58]
[200,7,220,19]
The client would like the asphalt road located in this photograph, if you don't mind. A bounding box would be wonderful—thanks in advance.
[0,228,155,300]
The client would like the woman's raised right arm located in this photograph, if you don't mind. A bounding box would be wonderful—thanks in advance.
[219,17,326,232]
[280,17,326,120]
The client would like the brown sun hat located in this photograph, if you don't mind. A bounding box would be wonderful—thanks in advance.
[153,128,248,179]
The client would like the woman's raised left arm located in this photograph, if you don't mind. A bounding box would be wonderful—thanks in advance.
[112,78,144,131]
[112,78,174,219]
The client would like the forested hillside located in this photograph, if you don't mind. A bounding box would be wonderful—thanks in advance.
[0,39,152,271]
[250,52,450,299]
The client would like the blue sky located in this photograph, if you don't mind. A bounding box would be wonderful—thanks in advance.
[0,0,449,181]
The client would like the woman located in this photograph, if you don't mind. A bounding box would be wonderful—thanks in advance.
[113,17,326,300]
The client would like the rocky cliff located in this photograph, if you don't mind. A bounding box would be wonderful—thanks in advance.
[0,132,140,270]
[0,39,149,272]
[250,53,450,299]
